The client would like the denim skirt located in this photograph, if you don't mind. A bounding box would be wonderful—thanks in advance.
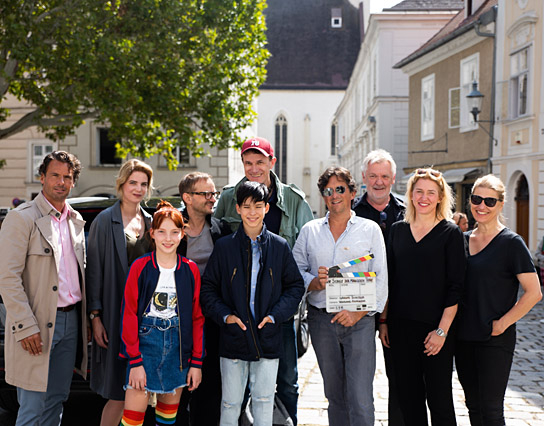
[125,315,188,394]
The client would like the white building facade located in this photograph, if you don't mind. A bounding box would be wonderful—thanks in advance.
[493,0,544,251]
[335,5,461,195]
[254,0,363,216]
[254,90,345,216]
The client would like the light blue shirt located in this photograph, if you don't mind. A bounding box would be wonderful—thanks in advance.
[223,228,274,323]
[292,211,388,314]
[249,236,261,319]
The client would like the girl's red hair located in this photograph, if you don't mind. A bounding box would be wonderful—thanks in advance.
[152,200,185,230]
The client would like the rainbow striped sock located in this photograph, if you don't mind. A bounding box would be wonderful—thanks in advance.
[119,409,145,426]
[155,401,179,425]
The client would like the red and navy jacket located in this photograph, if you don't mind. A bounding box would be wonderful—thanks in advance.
[119,251,205,370]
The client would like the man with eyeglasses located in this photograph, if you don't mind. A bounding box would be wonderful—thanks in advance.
[293,166,387,426]
[352,149,405,426]
[177,172,231,426]
[214,137,313,425]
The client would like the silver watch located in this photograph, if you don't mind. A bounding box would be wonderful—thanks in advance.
[436,328,447,337]
[89,312,101,320]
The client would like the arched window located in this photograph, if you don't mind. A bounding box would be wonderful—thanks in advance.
[275,115,287,182]
[331,122,337,156]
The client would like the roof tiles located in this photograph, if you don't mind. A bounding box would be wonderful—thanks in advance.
[262,0,361,90]
[385,0,464,11]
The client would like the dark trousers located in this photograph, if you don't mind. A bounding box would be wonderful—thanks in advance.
[382,345,405,426]
[276,318,298,425]
[375,316,404,426]
[178,319,222,426]
[455,326,516,426]
[388,319,457,426]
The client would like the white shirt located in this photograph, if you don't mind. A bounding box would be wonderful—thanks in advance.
[149,265,177,319]
[292,211,388,313]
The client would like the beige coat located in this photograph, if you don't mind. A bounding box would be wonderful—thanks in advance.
[0,192,88,392]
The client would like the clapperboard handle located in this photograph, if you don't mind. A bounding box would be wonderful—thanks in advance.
[327,253,375,277]
[328,266,343,277]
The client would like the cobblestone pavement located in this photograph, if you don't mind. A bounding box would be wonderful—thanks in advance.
[298,298,544,426]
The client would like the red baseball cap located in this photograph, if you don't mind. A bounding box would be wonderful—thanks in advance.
[241,137,274,157]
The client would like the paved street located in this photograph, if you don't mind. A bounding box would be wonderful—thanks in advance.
[297,298,544,426]
[1,299,542,425]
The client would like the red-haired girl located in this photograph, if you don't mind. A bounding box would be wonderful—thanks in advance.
[119,200,204,426]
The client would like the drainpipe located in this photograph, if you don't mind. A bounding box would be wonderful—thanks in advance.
[474,5,497,174]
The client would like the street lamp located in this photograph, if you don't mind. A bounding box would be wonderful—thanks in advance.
[467,81,484,122]
[465,80,497,149]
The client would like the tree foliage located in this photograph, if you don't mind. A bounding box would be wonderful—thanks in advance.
[0,0,269,167]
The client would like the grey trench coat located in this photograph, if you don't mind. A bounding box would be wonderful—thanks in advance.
[86,201,151,400]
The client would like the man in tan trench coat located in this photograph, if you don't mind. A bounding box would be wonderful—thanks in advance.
[0,151,88,426]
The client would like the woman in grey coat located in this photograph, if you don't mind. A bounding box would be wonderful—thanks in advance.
[86,159,154,426]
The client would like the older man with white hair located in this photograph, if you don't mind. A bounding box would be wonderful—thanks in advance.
[352,148,405,426]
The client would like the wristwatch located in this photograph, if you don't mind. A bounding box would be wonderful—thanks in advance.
[89,312,101,320]
[436,328,447,337]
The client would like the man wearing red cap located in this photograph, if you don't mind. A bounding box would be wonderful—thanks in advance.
[214,136,313,424]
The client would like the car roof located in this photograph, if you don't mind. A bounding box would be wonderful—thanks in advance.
[67,196,183,210]
[67,196,183,233]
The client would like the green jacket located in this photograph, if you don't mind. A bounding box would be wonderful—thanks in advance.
[214,171,314,249]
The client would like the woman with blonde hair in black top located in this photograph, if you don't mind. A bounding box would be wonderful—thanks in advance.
[379,167,466,426]
[456,174,542,425]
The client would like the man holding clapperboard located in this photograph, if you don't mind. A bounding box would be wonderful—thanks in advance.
[293,166,387,426]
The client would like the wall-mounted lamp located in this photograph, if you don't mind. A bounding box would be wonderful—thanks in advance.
[466,81,484,122]
[465,81,497,146]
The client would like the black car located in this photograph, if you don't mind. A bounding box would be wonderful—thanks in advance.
[0,196,309,412]
[0,196,180,411]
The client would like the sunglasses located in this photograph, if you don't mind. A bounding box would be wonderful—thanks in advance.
[321,186,347,197]
[415,168,442,179]
[470,194,501,207]
[379,211,387,229]
[189,191,220,200]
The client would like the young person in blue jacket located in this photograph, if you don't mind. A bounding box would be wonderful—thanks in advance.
[119,201,205,426]
[201,181,305,426]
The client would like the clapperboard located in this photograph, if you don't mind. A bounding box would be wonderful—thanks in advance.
[326,254,377,313]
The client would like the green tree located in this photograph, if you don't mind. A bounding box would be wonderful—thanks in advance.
[0,0,269,167]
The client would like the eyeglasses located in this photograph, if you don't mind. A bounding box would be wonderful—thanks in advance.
[415,168,442,179]
[470,194,501,207]
[379,211,387,230]
[189,191,220,200]
[321,186,347,197]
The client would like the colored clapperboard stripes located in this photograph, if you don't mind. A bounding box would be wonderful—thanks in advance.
[328,254,376,277]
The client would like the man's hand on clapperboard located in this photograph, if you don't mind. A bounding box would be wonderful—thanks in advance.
[308,266,329,291]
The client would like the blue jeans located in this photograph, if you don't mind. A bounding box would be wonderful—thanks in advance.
[276,317,298,424]
[125,315,187,394]
[220,357,279,426]
[308,306,376,426]
[16,309,78,426]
